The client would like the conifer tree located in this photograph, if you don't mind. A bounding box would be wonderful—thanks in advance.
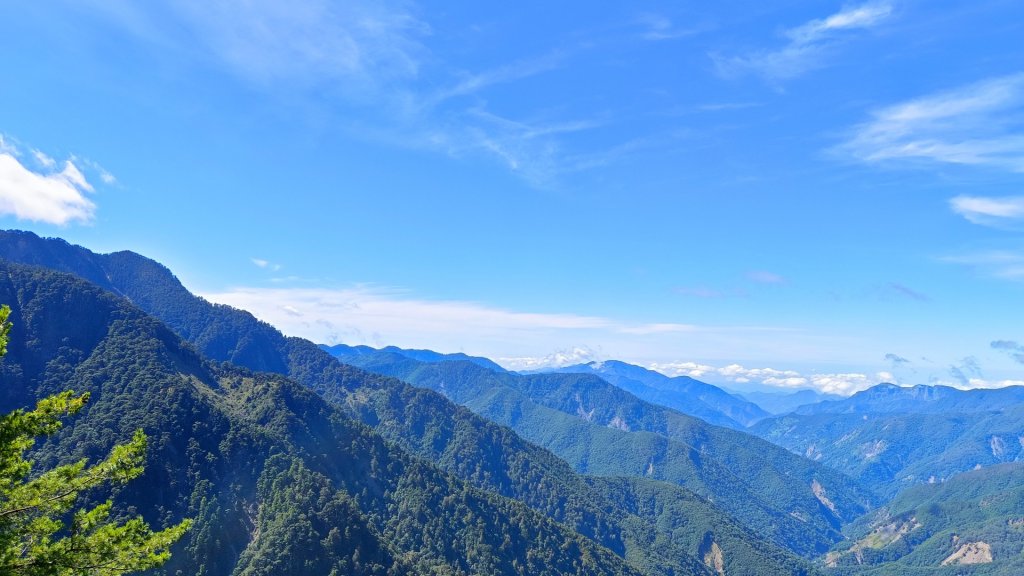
[0,304,190,574]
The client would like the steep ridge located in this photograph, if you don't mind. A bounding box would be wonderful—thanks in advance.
[751,408,1024,498]
[739,389,842,415]
[546,360,769,428]
[296,340,814,574]
[793,383,1024,416]
[330,348,876,556]
[0,260,645,576]
[0,230,824,573]
[826,463,1024,575]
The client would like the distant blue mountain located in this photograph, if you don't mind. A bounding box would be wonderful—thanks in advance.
[321,343,508,373]
[793,382,1024,415]
[545,360,770,428]
[322,345,875,556]
[738,389,843,415]
[753,382,1024,499]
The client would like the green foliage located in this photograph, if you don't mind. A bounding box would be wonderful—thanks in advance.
[827,463,1024,575]
[0,308,189,575]
[0,304,10,357]
[751,409,1024,499]
[0,258,649,575]
[543,359,769,429]
[0,231,841,573]
[331,352,874,557]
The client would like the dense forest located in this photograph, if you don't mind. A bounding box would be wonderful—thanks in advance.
[2,229,1024,575]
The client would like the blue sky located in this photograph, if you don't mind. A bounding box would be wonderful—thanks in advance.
[2,0,1024,394]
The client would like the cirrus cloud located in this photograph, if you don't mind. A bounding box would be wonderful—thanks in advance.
[840,73,1024,172]
[714,2,893,82]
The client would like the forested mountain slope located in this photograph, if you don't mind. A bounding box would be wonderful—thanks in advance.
[827,463,1024,575]
[0,260,646,576]
[752,408,1024,498]
[544,359,769,428]
[0,230,825,573]
[327,347,876,556]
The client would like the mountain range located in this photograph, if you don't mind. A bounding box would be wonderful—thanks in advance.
[539,360,770,428]
[4,228,1024,575]
[0,231,821,573]
[323,343,875,557]
[792,383,1024,416]
[3,259,645,575]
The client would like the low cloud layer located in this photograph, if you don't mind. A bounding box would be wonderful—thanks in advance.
[199,284,1021,397]
[649,361,893,395]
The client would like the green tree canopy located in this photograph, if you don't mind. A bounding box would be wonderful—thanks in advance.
[0,304,190,575]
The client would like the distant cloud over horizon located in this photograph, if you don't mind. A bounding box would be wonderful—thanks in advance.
[649,360,894,395]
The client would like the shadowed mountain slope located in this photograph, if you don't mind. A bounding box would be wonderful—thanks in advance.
[1,229,827,574]
[0,260,647,575]
[545,359,770,428]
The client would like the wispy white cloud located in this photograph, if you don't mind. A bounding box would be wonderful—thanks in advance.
[0,137,98,225]
[169,0,430,96]
[884,282,928,302]
[200,284,801,368]
[84,1,615,189]
[32,149,56,169]
[940,249,1024,281]
[201,285,741,341]
[618,323,699,335]
[250,257,282,271]
[636,13,697,41]
[77,157,117,185]
[714,2,893,81]
[696,102,762,112]
[676,286,728,299]
[0,135,16,156]
[840,73,1024,171]
[201,285,614,347]
[747,270,785,284]
[431,52,565,104]
[950,195,1024,227]
[441,109,604,188]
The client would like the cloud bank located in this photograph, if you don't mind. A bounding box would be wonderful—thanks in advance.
[649,360,894,395]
